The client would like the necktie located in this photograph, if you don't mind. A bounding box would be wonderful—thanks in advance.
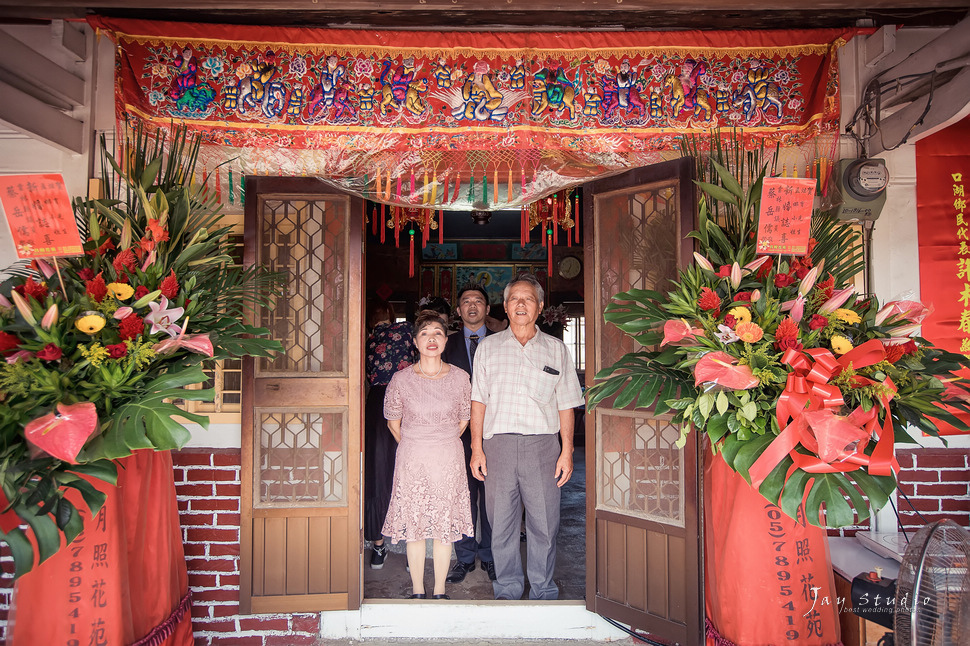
[468,334,480,369]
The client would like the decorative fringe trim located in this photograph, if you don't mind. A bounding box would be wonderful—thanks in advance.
[131,590,192,646]
[704,617,845,646]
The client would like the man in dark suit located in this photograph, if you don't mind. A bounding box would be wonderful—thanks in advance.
[442,284,496,583]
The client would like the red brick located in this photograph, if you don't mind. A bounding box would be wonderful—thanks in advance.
[917,483,969,497]
[190,604,212,620]
[896,452,916,469]
[210,543,241,557]
[900,470,940,483]
[194,637,209,646]
[239,617,289,632]
[215,483,242,497]
[173,452,214,466]
[212,603,241,617]
[187,558,237,573]
[178,499,191,512]
[185,527,238,543]
[265,635,317,646]
[290,614,319,634]
[212,452,242,467]
[188,573,219,588]
[941,470,970,482]
[192,498,239,512]
[208,637,263,646]
[916,454,968,469]
[217,513,241,525]
[195,589,239,603]
[179,512,215,526]
[896,482,916,496]
[183,543,207,558]
[192,618,236,632]
[941,498,970,512]
[173,469,186,483]
[900,498,940,512]
[177,483,216,497]
[188,469,238,482]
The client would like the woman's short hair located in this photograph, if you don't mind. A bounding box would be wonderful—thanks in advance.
[419,295,452,317]
[367,299,395,328]
[503,273,545,304]
[414,310,448,336]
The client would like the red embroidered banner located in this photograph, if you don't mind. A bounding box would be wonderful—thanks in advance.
[91,18,856,210]
[916,115,970,435]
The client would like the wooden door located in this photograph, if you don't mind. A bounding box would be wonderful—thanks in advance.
[240,177,364,614]
[583,157,703,645]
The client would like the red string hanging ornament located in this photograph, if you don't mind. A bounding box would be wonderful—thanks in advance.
[574,188,580,243]
[438,209,444,244]
[393,205,400,248]
[391,207,438,277]
[409,225,415,277]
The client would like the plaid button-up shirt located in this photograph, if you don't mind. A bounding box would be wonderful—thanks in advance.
[471,326,584,440]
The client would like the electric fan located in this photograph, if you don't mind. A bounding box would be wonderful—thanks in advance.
[894,519,970,646]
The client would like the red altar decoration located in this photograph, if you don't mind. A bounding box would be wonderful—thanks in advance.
[90,17,856,210]
[916,115,970,435]
[8,450,193,646]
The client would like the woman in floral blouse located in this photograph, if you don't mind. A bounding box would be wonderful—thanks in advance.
[364,299,415,569]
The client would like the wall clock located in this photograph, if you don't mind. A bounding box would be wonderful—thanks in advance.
[558,255,582,280]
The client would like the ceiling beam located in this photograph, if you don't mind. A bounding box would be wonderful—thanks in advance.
[0,78,84,154]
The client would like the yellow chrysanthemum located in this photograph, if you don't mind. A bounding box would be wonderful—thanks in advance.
[75,312,106,335]
[831,334,854,355]
[833,308,861,325]
[735,321,764,343]
[728,306,752,325]
[107,282,135,301]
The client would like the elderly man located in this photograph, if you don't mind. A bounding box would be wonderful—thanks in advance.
[469,274,583,600]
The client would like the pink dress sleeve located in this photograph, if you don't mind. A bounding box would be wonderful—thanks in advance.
[383,371,404,420]
[457,369,471,421]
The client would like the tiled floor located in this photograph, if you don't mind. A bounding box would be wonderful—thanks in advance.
[363,447,588,601]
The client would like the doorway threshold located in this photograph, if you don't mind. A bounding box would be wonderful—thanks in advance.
[322,600,630,641]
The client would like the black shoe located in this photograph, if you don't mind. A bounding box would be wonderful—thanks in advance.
[445,560,476,583]
[432,594,450,600]
[481,560,497,581]
[370,543,387,569]
[408,593,427,599]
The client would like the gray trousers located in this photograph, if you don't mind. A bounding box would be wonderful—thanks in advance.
[483,433,561,600]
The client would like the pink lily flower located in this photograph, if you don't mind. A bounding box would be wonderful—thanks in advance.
[818,287,856,314]
[743,256,770,274]
[145,296,184,338]
[114,306,134,320]
[10,291,35,325]
[0,293,11,308]
[889,322,921,337]
[875,300,931,326]
[34,259,56,279]
[797,266,819,297]
[6,349,34,364]
[729,262,742,289]
[781,294,807,323]
[750,289,761,302]
[141,249,157,272]
[41,304,59,331]
[693,253,714,272]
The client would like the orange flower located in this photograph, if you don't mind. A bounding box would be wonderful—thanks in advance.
[735,321,764,343]
[147,218,170,242]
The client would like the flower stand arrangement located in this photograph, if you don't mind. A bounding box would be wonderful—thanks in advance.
[588,135,970,645]
[0,125,282,644]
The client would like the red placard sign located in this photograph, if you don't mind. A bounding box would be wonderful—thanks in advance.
[755,177,816,255]
[0,173,82,258]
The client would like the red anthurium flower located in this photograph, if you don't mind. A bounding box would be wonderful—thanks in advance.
[24,402,98,464]
[159,270,179,299]
[660,319,705,347]
[106,342,128,359]
[118,313,145,341]
[86,272,108,302]
[694,351,759,390]
[0,331,20,356]
[36,343,63,361]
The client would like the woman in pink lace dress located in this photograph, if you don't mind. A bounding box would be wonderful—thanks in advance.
[383,310,474,599]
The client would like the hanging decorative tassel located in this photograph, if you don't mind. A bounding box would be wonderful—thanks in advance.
[507,166,513,203]
[438,210,444,244]
[422,168,429,204]
[409,227,415,277]
[553,193,560,246]
[228,167,234,205]
[423,209,430,247]
[239,175,246,204]
[452,172,461,203]
[574,189,580,243]
[216,166,222,202]
[380,203,386,243]
[493,166,499,207]
[547,227,553,277]
[442,173,450,206]
[396,175,403,201]
[409,169,416,202]
[467,169,476,204]
[523,204,530,244]
[521,167,527,200]
[385,169,392,201]
[394,206,400,248]
[363,174,370,234]
[567,194,572,249]
[431,169,438,207]
[482,171,488,205]
[520,205,527,246]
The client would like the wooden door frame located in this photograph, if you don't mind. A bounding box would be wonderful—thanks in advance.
[240,176,364,613]
[583,156,704,644]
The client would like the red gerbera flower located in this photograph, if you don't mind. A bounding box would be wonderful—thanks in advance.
[0,331,20,356]
[699,287,721,312]
[113,249,137,275]
[36,343,63,361]
[118,313,145,341]
[159,270,179,299]
[86,273,108,303]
